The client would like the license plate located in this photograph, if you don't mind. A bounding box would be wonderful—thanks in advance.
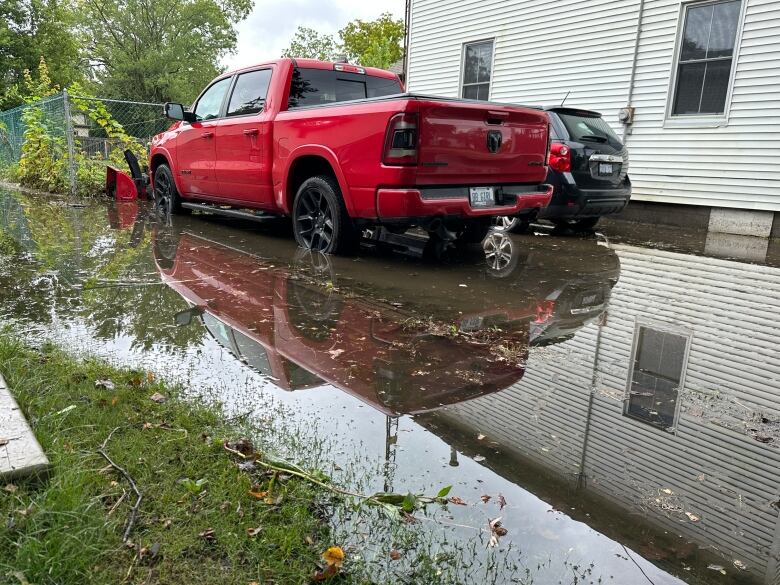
[582,293,599,305]
[598,163,613,175]
[469,186,495,208]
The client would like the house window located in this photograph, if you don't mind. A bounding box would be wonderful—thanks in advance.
[671,0,741,116]
[462,40,493,100]
[625,325,691,429]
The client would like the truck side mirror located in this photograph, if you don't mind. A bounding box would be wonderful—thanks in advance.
[174,306,205,327]
[165,102,196,123]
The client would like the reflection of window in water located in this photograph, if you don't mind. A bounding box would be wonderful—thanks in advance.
[625,325,690,429]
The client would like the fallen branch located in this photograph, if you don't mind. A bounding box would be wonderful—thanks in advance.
[97,427,142,542]
[223,441,450,518]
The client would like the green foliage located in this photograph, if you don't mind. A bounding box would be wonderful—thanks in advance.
[0,0,83,109]
[0,338,330,584]
[282,13,405,71]
[15,61,68,193]
[339,13,405,69]
[281,27,340,61]
[82,0,252,103]
[11,59,149,197]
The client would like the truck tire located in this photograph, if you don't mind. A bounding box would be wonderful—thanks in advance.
[153,164,187,215]
[292,175,358,254]
[458,219,493,244]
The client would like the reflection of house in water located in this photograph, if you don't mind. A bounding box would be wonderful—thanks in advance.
[436,244,780,584]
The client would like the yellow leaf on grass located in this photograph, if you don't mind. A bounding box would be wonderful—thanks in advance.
[323,546,345,567]
[248,490,267,499]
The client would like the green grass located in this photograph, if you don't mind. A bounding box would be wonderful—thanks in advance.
[0,337,335,584]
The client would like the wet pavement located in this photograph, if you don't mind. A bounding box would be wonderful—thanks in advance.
[1,187,778,584]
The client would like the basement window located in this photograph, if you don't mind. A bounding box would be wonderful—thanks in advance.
[671,0,742,116]
[624,325,691,430]
[461,40,493,101]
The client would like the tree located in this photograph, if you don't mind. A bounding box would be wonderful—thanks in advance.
[281,13,405,71]
[281,27,339,61]
[0,0,83,109]
[81,0,253,104]
[339,13,404,70]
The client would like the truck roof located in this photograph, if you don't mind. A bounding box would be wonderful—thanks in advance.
[221,58,400,81]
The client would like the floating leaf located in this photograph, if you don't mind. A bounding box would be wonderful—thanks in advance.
[448,496,467,506]
[498,494,507,510]
[685,512,700,522]
[436,485,452,498]
[323,546,345,567]
[481,495,491,504]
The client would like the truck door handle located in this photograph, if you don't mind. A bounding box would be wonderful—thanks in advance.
[201,132,214,139]
[243,128,259,136]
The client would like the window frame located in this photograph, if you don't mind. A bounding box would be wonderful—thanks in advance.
[664,0,747,127]
[225,67,274,119]
[459,38,496,101]
[623,320,693,433]
[191,75,234,122]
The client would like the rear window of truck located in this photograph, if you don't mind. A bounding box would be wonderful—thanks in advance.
[287,67,402,109]
[554,110,623,148]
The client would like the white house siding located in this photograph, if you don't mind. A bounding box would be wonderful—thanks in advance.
[407,0,780,213]
[628,0,780,211]
[438,245,780,582]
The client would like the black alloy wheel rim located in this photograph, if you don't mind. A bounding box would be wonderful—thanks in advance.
[154,172,173,215]
[295,187,335,252]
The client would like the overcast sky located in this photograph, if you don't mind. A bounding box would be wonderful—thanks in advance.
[223,0,406,70]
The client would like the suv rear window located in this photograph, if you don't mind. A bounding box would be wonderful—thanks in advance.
[554,110,622,148]
[288,67,402,109]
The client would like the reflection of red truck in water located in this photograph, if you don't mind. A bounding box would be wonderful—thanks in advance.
[147,213,620,415]
[155,230,530,414]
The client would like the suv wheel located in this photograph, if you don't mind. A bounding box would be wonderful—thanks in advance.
[292,175,358,254]
[494,216,531,234]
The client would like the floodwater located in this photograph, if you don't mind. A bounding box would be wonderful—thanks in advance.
[1,187,779,585]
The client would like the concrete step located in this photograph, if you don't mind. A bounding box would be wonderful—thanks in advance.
[0,373,49,481]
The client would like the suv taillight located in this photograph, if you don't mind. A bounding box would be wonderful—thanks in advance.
[383,112,418,166]
[548,142,571,173]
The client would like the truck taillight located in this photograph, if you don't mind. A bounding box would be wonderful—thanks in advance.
[548,142,571,173]
[383,112,418,166]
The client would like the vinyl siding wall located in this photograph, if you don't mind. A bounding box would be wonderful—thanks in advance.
[439,246,780,582]
[407,0,780,212]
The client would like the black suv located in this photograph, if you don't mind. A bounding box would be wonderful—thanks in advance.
[497,107,631,232]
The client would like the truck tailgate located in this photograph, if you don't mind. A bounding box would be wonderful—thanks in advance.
[414,98,550,186]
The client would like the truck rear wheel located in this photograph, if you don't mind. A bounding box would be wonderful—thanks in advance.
[292,176,358,254]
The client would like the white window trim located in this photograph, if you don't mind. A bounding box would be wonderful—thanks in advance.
[623,320,693,434]
[458,37,496,101]
[663,0,749,128]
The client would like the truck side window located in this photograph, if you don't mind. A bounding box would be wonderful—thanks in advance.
[194,77,232,121]
[227,69,272,116]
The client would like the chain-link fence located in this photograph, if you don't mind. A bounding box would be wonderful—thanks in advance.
[0,91,168,195]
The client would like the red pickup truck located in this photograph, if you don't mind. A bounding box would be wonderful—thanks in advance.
[150,58,553,253]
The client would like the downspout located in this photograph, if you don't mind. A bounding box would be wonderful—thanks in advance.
[403,0,412,84]
[622,0,646,142]
[577,311,606,490]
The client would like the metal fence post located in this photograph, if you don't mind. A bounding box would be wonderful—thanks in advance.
[62,89,77,196]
